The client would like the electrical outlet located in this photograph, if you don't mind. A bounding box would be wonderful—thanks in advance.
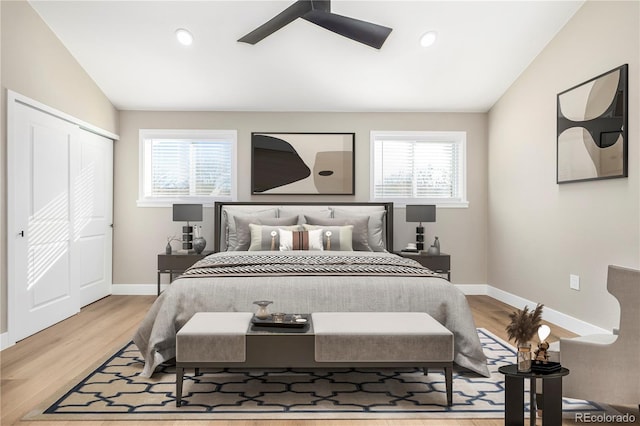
[570,274,580,290]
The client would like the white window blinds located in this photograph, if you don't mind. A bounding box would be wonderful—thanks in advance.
[150,140,232,197]
[371,131,467,206]
[138,130,237,206]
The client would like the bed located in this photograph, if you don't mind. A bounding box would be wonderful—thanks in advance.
[133,202,489,378]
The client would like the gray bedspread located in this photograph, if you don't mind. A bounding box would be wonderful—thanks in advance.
[133,251,489,377]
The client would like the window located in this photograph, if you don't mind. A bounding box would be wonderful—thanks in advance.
[138,129,237,206]
[370,131,468,207]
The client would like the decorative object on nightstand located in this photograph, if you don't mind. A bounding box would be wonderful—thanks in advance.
[253,300,273,319]
[427,236,440,255]
[405,205,436,252]
[192,225,207,254]
[173,204,203,252]
[165,235,180,254]
[403,243,418,252]
[505,303,544,372]
[534,325,551,363]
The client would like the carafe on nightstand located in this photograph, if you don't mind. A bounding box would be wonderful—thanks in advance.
[253,300,273,319]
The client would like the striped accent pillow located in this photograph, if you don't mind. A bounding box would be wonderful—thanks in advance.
[292,231,308,250]
[279,229,323,251]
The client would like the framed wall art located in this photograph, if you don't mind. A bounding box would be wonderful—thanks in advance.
[251,132,355,195]
[557,64,628,184]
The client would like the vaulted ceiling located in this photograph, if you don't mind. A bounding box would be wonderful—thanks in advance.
[29,0,584,112]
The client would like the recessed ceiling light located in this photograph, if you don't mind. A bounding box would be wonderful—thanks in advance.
[175,28,193,46]
[420,31,438,48]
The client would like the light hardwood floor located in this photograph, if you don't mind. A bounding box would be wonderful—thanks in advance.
[0,295,636,425]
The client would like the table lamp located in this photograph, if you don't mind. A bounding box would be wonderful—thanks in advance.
[173,204,203,252]
[405,205,436,251]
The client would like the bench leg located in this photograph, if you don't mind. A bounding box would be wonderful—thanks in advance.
[423,368,429,375]
[195,367,200,376]
[176,366,184,407]
[445,366,453,406]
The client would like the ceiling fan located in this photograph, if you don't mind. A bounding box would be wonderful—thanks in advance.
[238,0,392,50]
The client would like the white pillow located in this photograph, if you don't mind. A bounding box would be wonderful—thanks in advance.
[302,224,354,251]
[279,228,324,251]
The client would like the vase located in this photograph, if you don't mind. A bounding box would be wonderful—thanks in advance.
[165,242,172,255]
[517,343,532,372]
[193,237,206,254]
[253,300,273,319]
[426,237,441,255]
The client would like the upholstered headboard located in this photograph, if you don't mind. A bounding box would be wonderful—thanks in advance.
[213,201,394,253]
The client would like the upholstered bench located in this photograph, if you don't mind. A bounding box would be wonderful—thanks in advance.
[176,311,454,407]
[313,312,454,405]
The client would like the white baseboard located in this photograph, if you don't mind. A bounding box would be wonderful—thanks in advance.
[1,332,15,351]
[487,286,610,336]
[111,283,164,295]
[114,282,608,336]
[456,283,610,336]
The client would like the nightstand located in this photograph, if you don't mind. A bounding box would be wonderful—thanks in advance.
[157,251,213,295]
[395,251,451,281]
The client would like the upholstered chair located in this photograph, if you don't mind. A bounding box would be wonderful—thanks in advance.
[557,265,640,408]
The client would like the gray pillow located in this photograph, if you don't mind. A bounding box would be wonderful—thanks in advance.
[302,224,354,251]
[223,208,277,250]
[248,224,301,251]
[304,215,370,251]
[332,208,387,252]
[279,207,332,224]
[234,215,298,251]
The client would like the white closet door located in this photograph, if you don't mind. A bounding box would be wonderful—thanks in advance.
[8,96,115,343]
[74,130,113,306]
[9,102,80,342]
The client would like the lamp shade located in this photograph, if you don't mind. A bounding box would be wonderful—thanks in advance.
[172,204,203,222]
[406,205,436,223]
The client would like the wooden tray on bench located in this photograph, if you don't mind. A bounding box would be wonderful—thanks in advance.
[250,314,311,332]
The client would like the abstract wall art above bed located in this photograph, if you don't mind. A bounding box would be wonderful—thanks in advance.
[251,132,355,195]
[557,64,628,184]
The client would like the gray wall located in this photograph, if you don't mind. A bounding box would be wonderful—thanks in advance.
[114,111,488,286]
[0,0,118,334]
[487,0,639,331]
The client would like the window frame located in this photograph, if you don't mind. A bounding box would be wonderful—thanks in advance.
[369,130,469,208]
[137,129,238,207]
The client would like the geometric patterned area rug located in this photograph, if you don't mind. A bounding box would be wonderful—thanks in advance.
[26,329,613,421]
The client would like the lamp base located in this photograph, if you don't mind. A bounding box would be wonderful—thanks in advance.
[182,223,194,251]
[415,224,425,251]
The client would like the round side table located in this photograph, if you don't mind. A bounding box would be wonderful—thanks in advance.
[499,364,570,426]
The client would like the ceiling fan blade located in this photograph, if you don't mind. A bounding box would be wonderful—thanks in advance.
[238,0,313,44]
[302,9,392,49]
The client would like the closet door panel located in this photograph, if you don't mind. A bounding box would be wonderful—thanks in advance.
[74,130,113,306]
[10,103,80,342]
